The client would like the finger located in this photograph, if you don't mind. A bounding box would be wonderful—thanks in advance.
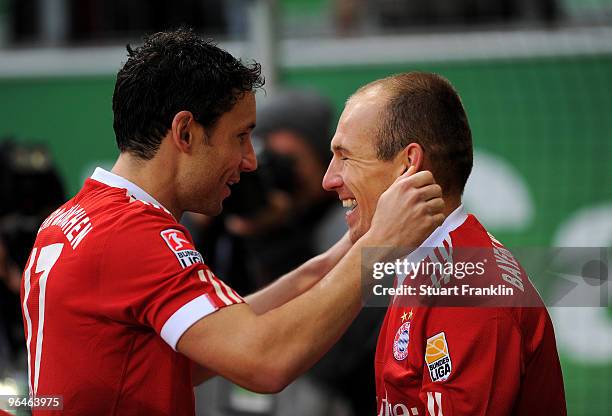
[401,170,435,188]
[404,164,416,178]
[425,197,445,213]
[432,213,446,227]
[418,184,443,201]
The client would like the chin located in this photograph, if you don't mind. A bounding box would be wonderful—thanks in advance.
[194,201,223,217]
[349,227,366,244]
[209,204,223,216]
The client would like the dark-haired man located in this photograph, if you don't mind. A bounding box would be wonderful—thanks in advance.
[20,30,445,415]
[323,72,566,415]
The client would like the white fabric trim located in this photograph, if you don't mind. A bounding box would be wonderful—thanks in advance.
[22,249,36,395]
[160,294,217,351]
[435,392,443,416]
[417,204,468,250]
[427,392,435,416]
[90,167,171,214]
[397,205,468,286]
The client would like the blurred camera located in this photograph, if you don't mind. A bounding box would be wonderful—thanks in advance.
[222,137,296,218]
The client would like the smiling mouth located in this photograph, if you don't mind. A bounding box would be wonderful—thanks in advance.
[342,198,358,213]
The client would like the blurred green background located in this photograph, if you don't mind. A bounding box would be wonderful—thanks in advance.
[2,54,611,413]
[1,0,611,414]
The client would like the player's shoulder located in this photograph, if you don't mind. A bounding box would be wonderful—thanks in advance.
[81,178,173,226]
[449,214,518,257]
[448,213,544,306]
[119,197,176,227]
[107,199,182,244]
[73,179,183,252]
[448,214,527,280]
[99,201,202,273]
[448,214,493,248]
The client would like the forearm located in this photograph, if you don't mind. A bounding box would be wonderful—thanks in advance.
[249,235,380,386]
[180,234,377,393]
[246,233,351,314]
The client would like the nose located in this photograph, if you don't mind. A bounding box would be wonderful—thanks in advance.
[322,158,342,191]
[240,138,258,172]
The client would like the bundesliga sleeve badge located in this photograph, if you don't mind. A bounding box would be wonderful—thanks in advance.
[425,332,452,382]
[393,321,411,361]
[160,229,204,269]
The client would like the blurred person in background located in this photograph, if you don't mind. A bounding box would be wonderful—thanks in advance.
[0,140,65,386]
[333,0,559,33]
[0,237,21,375]
[19,28,445,415]
[323,72,566,415]
[221,90,341,285]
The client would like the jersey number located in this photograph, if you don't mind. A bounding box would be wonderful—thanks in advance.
[22,243,64,395]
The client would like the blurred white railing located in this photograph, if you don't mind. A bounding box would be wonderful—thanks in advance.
[0,26,611,78]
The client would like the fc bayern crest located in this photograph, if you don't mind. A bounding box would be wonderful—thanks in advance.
[393,321,411,361]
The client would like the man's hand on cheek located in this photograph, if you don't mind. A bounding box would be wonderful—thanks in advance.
[366,166,445,249]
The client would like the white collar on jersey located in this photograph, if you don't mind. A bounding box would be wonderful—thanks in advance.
[90,167,171,213]
[417,204,468,250]
[396,204,468,285]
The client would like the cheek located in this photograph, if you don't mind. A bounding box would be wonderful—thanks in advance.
[350,169,395,213]
[346,168,376,202]
[213,149,238,176]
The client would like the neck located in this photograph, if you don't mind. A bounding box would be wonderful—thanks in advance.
[443,193,462,218]
[111,153,181,220]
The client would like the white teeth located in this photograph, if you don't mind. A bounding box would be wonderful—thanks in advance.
[342,199,357,209]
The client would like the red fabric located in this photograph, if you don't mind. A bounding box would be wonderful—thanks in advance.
[375,214,566,416]
[21,179,242,416]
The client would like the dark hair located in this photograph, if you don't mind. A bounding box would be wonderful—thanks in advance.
[359,72,473,196]
[112,27,264,159]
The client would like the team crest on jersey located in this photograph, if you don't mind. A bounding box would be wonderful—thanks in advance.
[393,321,411,361]
[160,229,204,269]
[425,332,452,382]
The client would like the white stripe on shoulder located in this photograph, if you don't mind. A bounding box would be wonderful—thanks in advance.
[203,269,233,306]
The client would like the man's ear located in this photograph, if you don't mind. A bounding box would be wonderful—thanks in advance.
[397,142,424,174]
[170,111,197,153]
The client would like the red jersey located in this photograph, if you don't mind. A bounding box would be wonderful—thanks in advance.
[20,167,243,415]
[375,206,566,416]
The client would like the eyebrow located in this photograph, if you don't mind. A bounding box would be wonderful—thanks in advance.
[238,123,256,133]
[332,144,351,155]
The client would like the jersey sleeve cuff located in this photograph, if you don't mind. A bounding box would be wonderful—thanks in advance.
[160,294,217,351]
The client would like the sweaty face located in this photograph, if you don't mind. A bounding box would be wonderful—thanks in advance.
[184,92,257,215]
[322,88,405,243]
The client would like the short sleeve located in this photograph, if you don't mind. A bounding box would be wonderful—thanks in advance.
[417,308,522,416]
[100,209,243,350]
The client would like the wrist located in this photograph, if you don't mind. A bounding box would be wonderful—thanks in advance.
[358,230,386,251]
[357,231,415,266]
